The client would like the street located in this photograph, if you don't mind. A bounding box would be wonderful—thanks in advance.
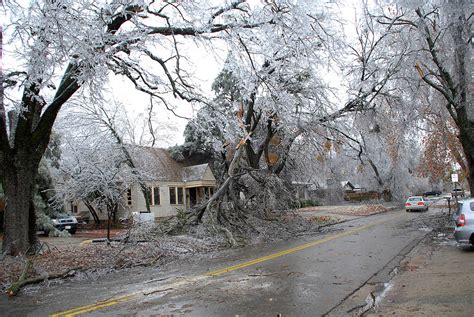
[1,207,445,316]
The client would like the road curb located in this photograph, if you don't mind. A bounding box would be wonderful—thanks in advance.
[323,231,430,317]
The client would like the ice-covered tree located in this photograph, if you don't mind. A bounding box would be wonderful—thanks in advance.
[55,132,144,241]
[374,0,473,192]
[0,0,284,255]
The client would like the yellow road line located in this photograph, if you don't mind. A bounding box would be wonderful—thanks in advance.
[206,216,397,276]
[79,239,93,246]
[49,294,138,317]
[50,212,402,316]
[62,294,138,317]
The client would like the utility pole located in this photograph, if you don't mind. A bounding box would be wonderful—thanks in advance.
[447,196,451,216]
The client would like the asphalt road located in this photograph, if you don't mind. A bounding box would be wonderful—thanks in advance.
[1,206,444,317]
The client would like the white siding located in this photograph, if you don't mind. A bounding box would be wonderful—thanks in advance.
[125,183,186,218]
[75,163,217,220]
[203,166,216,181]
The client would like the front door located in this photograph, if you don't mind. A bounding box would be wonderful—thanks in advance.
[188,188,197,207]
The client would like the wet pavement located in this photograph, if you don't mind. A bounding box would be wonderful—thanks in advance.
[367,217,474,317]
[0,204,450,317]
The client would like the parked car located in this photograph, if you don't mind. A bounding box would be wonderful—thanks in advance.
[453,198,474,245]
[405,196,429,212]
[423,190,442,196]
[451,188,465,198]
[40,215,78,235]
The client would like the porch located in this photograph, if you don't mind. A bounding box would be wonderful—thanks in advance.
[185,186,215,208]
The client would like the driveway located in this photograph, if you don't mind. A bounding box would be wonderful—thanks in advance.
[39,229,125,247]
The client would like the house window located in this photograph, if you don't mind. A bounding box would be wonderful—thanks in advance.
[153,187,160,205]
[210,187,215,196]
[169,187,176,205]
[70,203,78,214]
[177,187,184,204]
[204,187,209,198]
[127,188,133,206]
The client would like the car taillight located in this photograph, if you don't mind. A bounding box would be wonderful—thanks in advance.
[457,214,466,227]
[405,203,411,207]
[417,202,425,206]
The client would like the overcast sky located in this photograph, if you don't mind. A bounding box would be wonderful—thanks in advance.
[1,0,362,148]
[112,1,361,147]
[110,37,229,147]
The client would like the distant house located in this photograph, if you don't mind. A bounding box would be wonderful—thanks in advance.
[353,184,367,192]
[340,181,356,193]
[71,147,217,221]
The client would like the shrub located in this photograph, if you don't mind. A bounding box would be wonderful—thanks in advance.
[298,199,321,207]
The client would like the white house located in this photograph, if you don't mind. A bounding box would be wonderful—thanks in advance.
[340,181,356,193]
[70,147,217,221]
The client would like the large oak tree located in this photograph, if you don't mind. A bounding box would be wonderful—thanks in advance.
[0,0,275,255]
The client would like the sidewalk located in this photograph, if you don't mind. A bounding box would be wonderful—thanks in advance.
[367,228,474,316]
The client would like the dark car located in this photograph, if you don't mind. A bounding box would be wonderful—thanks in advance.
[452,188,465,198]
[423,190,442,196]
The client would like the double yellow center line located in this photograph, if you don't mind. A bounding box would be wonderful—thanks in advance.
[50,294,139,317]
[51,213,401,316]
[206,218,387,276]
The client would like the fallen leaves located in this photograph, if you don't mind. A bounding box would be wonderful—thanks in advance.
[309,215,340,225]
[0,241,165,294]
[300,204,388,216]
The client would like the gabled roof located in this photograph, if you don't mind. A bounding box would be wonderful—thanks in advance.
[340,181,355,189]
[129,146,213,183]
[182,164,209,182]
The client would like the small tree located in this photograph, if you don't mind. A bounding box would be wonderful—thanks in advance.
[55,136,144,242]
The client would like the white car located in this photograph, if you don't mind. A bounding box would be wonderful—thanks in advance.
[405,196,429,212]
[453,198,474,245]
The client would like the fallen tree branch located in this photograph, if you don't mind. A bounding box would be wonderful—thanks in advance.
[6,265,80,297]
[221,226,237,247]
[143,287,173,296]
[6,259,32,297]
[248,273,277,277]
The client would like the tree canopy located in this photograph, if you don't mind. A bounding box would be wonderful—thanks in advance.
[0,0,471,254]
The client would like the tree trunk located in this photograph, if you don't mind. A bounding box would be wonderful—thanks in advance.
[450,3,473,194]
[458,123,474,194]
[2,158,39,255]
[0,7,139,255]
[367,157,384,187]
[107,212,111,242]
[84,201,100,225]
[106,202,116,243]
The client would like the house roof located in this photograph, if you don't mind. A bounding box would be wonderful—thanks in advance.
[129,146,213,183]
[340,181,355,189]
[182,164,209,182]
